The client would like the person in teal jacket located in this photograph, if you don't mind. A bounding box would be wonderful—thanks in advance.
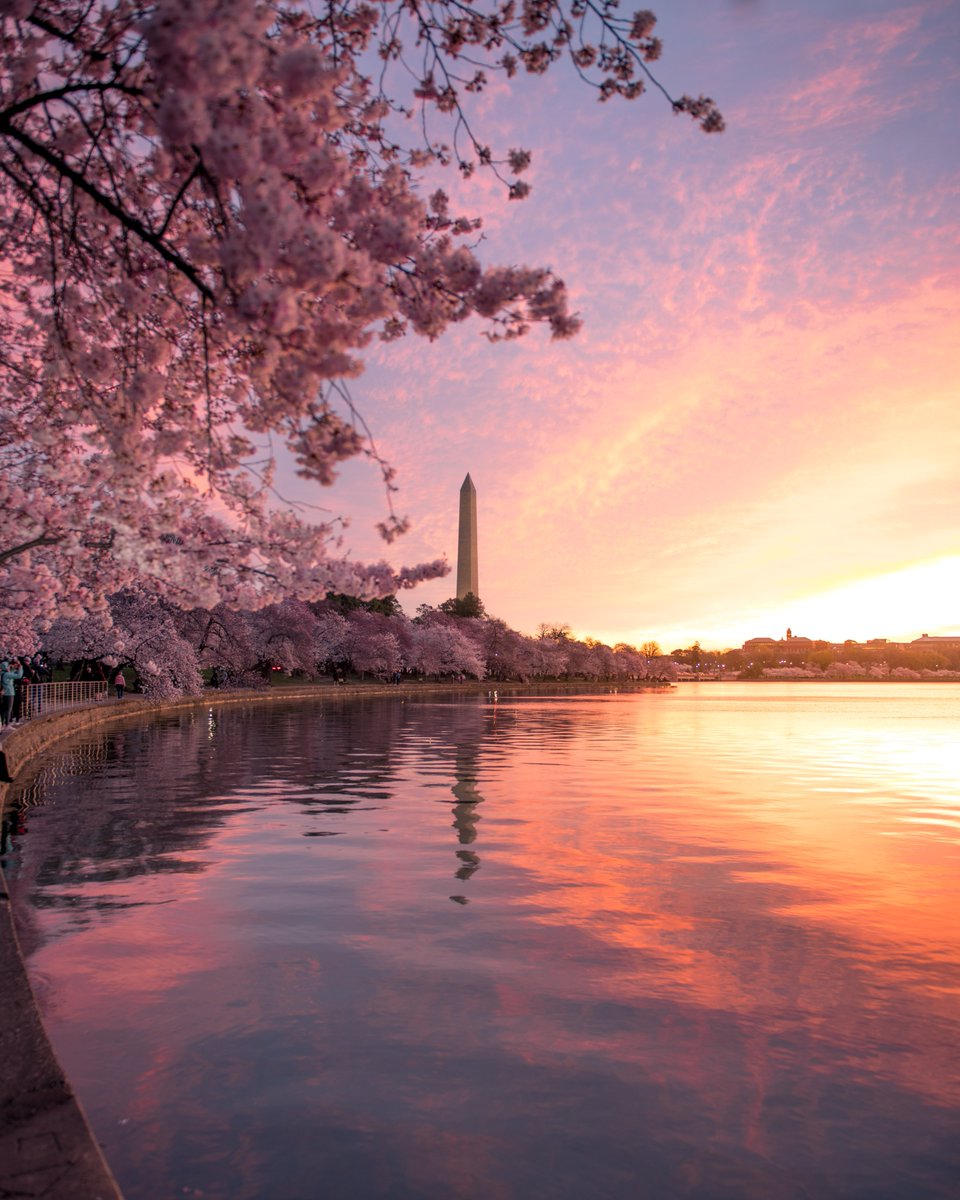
[1,659,23,726]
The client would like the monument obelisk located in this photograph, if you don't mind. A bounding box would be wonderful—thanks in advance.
[456,473,479,600]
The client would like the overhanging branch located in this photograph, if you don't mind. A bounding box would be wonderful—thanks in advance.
[0,534,62,565]
[0,119,215,301]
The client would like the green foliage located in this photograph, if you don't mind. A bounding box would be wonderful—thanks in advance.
[438,592,486,619]
[674,641,707,668]
[323,592,403,617]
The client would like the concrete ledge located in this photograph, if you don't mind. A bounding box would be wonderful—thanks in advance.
[1,677,644,783]
[0,682,414,782]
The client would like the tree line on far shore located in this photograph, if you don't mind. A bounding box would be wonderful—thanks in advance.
[672,640,960,679]
[39,591,677,699]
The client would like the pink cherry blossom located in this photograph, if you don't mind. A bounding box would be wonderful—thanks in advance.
[1,3,720,637]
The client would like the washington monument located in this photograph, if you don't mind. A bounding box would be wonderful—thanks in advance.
[456,473,479,600]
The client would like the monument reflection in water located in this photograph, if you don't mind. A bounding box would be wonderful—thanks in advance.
[7,685,960,1200]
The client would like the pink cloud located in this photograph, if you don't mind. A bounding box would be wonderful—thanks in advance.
[268,1,960,643]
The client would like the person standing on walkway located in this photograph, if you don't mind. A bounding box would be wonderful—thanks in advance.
[1,659,23,726]
[26,657,43,716]
[114,668,126,700]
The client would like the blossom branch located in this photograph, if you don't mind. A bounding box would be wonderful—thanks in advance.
[0,118,214,300]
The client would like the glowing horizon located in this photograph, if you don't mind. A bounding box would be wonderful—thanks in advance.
[583,555,960,652]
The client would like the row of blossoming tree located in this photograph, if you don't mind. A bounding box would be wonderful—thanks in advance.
[1,2,720,652]
[40,590,677,697]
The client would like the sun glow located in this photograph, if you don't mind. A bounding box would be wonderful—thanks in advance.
[635,556,960,651]
[769,556,960,639]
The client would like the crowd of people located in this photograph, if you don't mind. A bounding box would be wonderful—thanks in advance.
[0,656,136,732]
[0,654,51,727]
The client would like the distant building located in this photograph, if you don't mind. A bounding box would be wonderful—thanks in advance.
[742,635,812,660]
[739,632,960,660]
[912,634,960,652]
[743,638,778,652]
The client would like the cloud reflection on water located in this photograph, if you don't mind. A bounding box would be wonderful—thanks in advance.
[8,686,960,1199]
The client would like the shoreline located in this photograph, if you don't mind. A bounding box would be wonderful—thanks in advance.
[675,675,960,682]
[0,678,663,1199]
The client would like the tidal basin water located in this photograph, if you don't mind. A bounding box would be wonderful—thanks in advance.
[6,683,960,1199]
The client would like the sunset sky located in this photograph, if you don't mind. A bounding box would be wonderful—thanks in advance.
[291,0,958,650]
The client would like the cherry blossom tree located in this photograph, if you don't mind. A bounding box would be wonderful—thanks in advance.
[342,607,410,674]
[646,653,677,681]
[345,624,402,678]
[520,631,562,678]
[41,608,124,668]
[408,621,484,677]
[1,2,721,641]
[41,589,203,695]
[312,608,349,671]
[612,642,647,678]
[473,616,533,680]
[40,584,677,695]
[101,590,205,696]
[562,636,602,678]
[246,597,321,676]
[175,601,257,676]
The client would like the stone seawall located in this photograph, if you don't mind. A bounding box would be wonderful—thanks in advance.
[0,680,483,784]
